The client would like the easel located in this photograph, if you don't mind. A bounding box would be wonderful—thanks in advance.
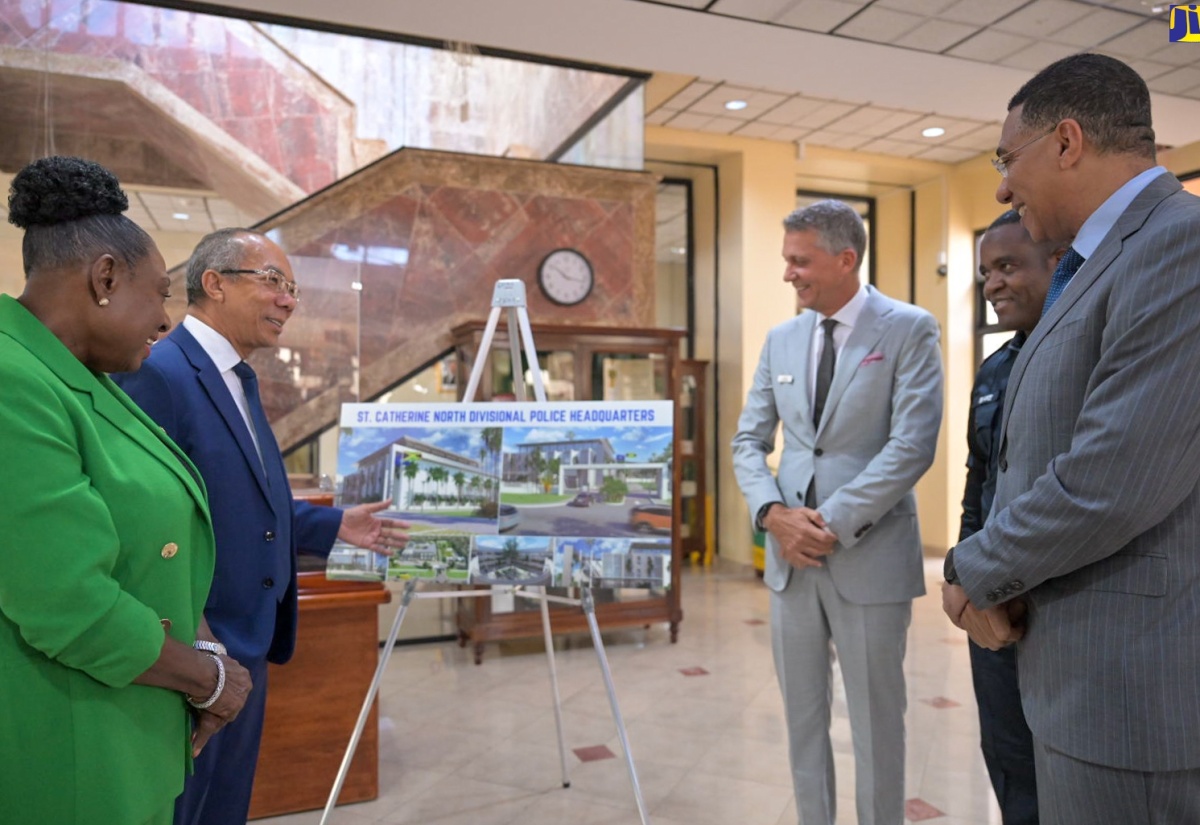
[321,280,651,824]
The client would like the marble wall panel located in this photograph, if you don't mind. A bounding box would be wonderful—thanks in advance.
[0,0,352,194]
[252,148,657,451]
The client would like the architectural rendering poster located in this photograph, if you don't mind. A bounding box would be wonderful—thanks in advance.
[325,401,673,590]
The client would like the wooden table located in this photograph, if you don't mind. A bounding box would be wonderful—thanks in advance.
[248,572,390,819]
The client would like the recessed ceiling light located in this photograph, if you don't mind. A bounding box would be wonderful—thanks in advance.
[172,212,190,220]
[922,127,946,138]
[724,99,748,111]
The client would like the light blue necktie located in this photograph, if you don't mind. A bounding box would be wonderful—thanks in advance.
[1041,246,1084,317]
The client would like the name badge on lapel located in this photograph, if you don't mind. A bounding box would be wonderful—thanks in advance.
[776,374,794,384]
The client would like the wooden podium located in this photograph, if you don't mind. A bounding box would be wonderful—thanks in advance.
[248,571,390,819]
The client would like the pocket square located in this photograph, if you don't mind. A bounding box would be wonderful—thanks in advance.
[776,374,794,384]
[860,352,884,366]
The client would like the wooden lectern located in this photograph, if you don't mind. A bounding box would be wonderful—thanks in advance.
[248,571,390,819]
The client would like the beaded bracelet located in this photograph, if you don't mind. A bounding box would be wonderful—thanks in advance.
[187,652,226,710]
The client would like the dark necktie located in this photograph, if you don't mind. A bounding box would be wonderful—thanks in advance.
[1041,246,1084,317]
[806,318,838,508]
[813,318,838,427]
[233,360,292,596]
[233,361,273,481]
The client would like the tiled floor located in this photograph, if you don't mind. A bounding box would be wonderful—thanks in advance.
[259,558,1002,825]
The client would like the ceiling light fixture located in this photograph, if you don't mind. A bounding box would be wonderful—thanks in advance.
[724,99,748,111]
[172,212,190,220]
[922,127,946,138]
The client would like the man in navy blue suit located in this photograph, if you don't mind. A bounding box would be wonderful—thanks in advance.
[115,228,408,825]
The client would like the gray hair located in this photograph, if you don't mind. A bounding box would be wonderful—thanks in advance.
[782,200,866,270]
[185,227,267,304]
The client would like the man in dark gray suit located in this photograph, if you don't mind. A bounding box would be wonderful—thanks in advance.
[733,200,943,825]
[943,54,1200,823]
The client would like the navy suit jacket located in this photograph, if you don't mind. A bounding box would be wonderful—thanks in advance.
[114,324,341,665]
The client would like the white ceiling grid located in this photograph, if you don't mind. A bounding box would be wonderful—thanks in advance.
[644,0,1190,162]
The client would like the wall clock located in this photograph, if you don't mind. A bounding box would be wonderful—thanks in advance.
[537,248,594,306]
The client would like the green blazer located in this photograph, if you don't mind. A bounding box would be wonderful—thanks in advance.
[0,295,214,824]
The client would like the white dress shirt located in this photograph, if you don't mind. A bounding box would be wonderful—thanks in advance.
[808,283,869,413]
[182,315,263,463]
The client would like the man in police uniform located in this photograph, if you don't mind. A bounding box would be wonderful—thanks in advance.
[960,210,1061,824]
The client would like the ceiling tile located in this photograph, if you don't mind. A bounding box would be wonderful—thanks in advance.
[759,95,833,125]
[991,0,1092,38]
[1046,8,1142,46]
[940,0,1028,26]
[688,85,789,117]
[696,115,747,134]
[794,100,861,129]
[207,199,248,226]
[874,0,956,15]
[661,80,717,110]
[733,121,787,139]
[1147,66,1200,94]
[802,129,871,150]
[895,19,980,52]
[1101,20,1179,62]
[947,29,1034,61]
[915,145,982,163]
[857,137,928,157]
[709,0,795,21]
[772,125,813,141]
[665,111,717,131]
[946,123,1004,151]
[828,106,924,137]
[128,194,159,231]
[774,0,866,33]
[646,107,675,125]
[898,115,990,141]
[834,6,924,42]
[999,40,1079,71]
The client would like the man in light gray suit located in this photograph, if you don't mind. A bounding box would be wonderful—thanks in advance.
[943,54,1200,823]
[733,200,943,825]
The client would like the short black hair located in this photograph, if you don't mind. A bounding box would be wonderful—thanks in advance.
[1009,53,1155,160]
[987,210,1022,233]
[8,156,152,278]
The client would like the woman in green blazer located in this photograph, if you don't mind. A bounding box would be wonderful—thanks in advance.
[0,157,251,824]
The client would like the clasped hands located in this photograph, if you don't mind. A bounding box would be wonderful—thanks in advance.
[338,500,410,556]
[763,504,837,569]
[191,654,253,757]
[941,582,1026,650]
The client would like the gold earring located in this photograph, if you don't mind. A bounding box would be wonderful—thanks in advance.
[98,298,110,307]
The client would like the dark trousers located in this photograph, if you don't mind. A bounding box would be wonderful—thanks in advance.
[969,640,1038,825]
[175,657,269,825]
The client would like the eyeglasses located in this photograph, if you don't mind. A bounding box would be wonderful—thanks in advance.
[991,125,1057,178]
[218,269,301,300]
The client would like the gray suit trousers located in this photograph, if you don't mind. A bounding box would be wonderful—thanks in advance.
[771,566,911,825]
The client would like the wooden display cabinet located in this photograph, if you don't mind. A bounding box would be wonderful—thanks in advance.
[677,360,709,564]
[449,322,691,663]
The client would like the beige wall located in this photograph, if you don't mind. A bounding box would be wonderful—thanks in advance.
[1,170,206,299]
[646,126,973,564]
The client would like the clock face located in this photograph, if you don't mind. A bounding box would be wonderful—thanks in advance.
[538,248,594,306]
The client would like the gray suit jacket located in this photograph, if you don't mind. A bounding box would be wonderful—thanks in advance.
[954,172,1200,772]
[732,286,943,602]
